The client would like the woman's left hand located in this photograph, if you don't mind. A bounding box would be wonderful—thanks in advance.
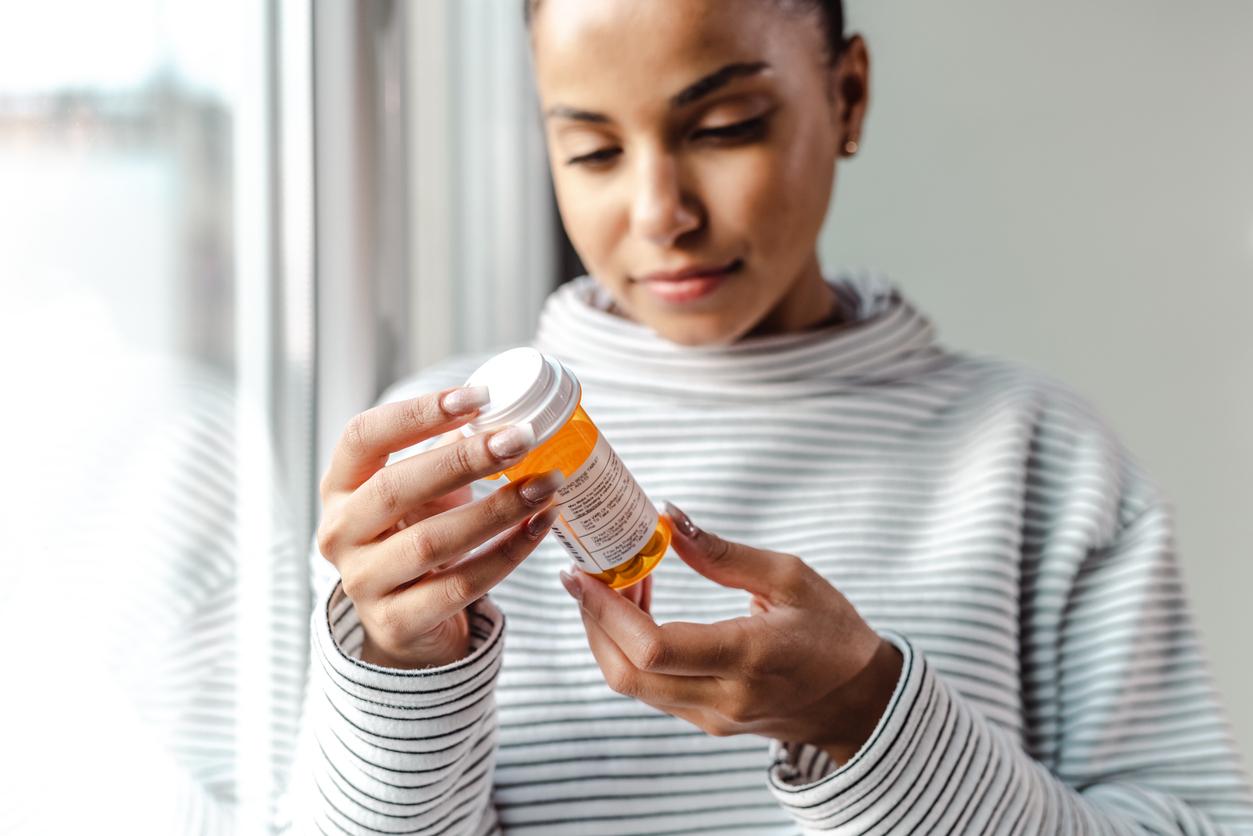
[560,502,903,764]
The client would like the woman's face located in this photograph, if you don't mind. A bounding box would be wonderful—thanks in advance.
[530,0,868,346]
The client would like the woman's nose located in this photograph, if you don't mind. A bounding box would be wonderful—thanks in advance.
[630,153,702,248]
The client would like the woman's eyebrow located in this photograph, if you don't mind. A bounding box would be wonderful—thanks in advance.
[545,61,771,124]
[671,61,769,108]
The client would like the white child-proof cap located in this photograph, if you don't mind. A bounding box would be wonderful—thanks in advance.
[459,347,582,445]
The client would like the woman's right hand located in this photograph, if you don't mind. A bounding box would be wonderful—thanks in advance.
[317,385,564,669]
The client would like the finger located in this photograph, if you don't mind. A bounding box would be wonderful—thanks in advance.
[364,470,564,593]
[656,704,733,737]
[387,504,561,622]
[620,582,642,608]
[579,608,723,706]
[431,428,464,449]
[394,483,473,532]
[324,386,490,495]
[564,569,746,676]
[663,501,805,603]
[339,421,540,542]
[618,574,651,615]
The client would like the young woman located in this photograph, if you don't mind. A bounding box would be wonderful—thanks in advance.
[296,1,1253,832]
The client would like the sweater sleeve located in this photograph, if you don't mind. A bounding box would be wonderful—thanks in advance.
[287,575,506,835]
[766,501,1253,834]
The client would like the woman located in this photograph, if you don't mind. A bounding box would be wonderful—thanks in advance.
[296,1,1253,832]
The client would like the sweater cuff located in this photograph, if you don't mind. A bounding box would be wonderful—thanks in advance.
[315,577,505,710]
[306,578,506,833]
[767,630,925,829]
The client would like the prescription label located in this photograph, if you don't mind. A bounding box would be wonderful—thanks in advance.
[549,433,657,572]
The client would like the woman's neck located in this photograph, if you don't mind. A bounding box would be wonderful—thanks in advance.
[745,255,843,337]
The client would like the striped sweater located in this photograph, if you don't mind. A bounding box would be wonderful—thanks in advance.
[291,273,1253,834]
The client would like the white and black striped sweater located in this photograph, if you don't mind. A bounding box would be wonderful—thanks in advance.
[292,273,1253,834]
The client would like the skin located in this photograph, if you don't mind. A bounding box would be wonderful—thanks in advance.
[319,0,896,770]
[317,387,565,670]
[531,0,869,346]
[560,513,902,765]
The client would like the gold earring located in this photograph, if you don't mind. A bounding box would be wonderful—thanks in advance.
[843,138,859,156]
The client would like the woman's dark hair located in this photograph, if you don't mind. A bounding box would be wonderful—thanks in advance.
[523,0,846,65]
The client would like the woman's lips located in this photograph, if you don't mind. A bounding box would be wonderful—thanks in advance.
[638,258,743,304]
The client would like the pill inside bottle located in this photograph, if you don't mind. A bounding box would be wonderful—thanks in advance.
[460,347,670,589]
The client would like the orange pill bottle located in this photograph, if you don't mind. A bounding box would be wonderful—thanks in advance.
[460,347,669,589]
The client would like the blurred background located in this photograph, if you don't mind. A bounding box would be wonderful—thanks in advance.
[0,0,1248,832]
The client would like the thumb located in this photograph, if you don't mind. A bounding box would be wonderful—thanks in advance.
[663,501,789,598]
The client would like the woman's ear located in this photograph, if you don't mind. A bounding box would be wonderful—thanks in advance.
[830,34,870,157]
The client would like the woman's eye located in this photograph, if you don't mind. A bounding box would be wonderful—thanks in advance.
[564,116,769,168]
[691,116,767,142]
[566,148,621,167]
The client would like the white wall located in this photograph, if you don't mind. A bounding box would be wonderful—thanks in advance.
[825,1,1253,762]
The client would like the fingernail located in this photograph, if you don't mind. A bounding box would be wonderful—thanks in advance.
[488,423,536,459]
[559,569,582,602]
[442,385,490,415]
[519,469,565,505]
[663,501,701,539]
[526,505,559,537]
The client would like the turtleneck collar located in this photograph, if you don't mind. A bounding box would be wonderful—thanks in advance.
[532,271,950,401]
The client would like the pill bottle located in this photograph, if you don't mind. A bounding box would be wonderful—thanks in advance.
[460,347,670,589]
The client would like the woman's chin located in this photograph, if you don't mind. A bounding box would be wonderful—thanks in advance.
[602,283,753,347]
[647,314,746,348]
